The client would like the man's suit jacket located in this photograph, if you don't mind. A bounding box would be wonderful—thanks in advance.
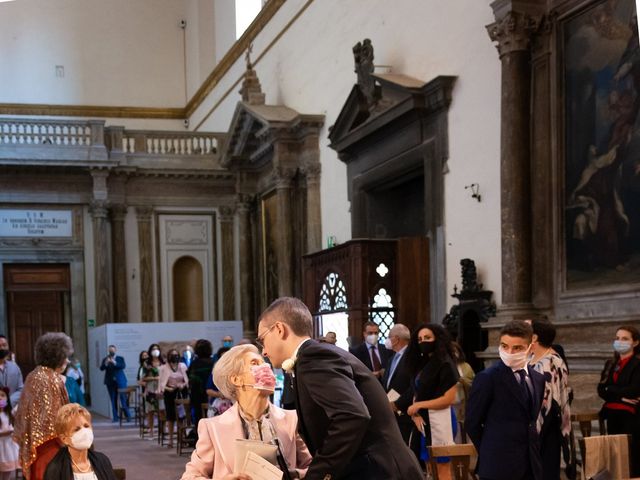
[99,355,127,388]
[381,351,413,442]
[350,342,392,372]
[293,340,422,480]
[181,403,311,480]
[466,361,546,480]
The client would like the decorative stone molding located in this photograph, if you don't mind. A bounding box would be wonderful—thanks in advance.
[109,204,128,222]
[89,200,110,219]
[486,11,542,57]
[135,206,153,221]
[218,205,236,222]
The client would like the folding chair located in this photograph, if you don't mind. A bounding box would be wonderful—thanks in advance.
[175,398,196,455]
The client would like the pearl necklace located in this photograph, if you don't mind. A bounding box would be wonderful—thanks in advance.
[71,457,92,474]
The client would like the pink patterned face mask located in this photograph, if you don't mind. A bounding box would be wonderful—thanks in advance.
[250,363,276,391]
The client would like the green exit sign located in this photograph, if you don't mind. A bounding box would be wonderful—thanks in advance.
[87,318,95,328]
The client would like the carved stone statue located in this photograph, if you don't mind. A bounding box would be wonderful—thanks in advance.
[353,38,377,107]
[460,258,480,292]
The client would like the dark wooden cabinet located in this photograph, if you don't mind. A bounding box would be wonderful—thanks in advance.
[302,238,429,343]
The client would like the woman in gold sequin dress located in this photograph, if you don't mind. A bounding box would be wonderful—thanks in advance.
[14,332,73,480]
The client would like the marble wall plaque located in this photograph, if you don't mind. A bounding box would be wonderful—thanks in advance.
[165,220,208,245]
[0,209,73,237]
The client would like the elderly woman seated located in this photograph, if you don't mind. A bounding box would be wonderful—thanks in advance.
[44,403,117,480]
[181,344,311,480]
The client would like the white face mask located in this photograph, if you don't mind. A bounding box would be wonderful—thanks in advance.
[151,349,160,358]
[365,334,379,346]
[384,338,393,350]
[499,345,531,370]
[70,427,94,450]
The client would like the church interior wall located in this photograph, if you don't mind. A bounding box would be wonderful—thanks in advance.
[192,0,503,308]
[124,206,141,324]
[0,0,189,108]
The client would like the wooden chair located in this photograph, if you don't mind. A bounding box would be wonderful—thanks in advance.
[428,443,477,480]
[113,468,126,480]
[157,408,168,446]
[571,412,606,466]
[175,398,196,455]
[117,386,138,426]
[579,434,631,480]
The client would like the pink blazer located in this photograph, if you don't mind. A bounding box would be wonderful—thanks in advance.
[181,403,312,480]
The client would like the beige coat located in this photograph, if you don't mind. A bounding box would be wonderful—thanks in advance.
[181,403,311,480]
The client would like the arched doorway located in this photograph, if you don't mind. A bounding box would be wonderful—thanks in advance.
[172,256,204,321]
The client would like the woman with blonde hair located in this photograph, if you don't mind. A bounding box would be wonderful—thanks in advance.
[44,403,116,480]
[182,344,311,480]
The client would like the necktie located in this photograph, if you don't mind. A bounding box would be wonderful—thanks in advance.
[517,369,533,411]
[386,352,400,389]
[370,345,382,371]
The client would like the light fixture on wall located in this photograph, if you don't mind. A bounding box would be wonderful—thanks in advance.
[464,183,481,203]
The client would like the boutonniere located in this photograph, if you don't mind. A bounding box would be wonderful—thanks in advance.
[282,357,296,374]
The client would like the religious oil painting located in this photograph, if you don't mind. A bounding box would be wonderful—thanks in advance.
[564,0,640,289]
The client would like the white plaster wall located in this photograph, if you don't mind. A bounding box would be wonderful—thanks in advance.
[214,0,238,63]
[0,0,188,107]
[190,0,502,307]
[185,0,218,99]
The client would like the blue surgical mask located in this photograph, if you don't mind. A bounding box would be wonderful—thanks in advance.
[613,340,633,354]
[223,341,233,348]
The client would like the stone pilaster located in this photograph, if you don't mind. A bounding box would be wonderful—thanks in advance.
[219,206,236,320]
[237,195,254,333]
[135,206,154,322]
[110,204,128,323]
[274,168,296,297]
[304,163,322,254]
[487,6,541,319]
[90,200,112,326]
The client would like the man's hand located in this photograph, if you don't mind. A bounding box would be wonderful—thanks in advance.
[372,370,382,378]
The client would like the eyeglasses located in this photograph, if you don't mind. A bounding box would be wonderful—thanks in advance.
[256,323,278,349]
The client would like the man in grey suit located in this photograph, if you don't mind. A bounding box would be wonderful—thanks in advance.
[258,297,422,480]
[0,335,23,406]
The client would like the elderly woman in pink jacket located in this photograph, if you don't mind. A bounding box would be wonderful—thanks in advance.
[181,344,311,480]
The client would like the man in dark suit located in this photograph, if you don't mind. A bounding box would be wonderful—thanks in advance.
[466,320,546,480]
[100,344,130,422]
[349,321,392,380]
[382,323,413,443]
[258,297,422,480]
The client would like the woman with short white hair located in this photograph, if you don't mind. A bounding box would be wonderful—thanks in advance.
[181,344,311,480]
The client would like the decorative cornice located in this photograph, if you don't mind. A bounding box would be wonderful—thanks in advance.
[486,11,542,57]
[0,103,184,119]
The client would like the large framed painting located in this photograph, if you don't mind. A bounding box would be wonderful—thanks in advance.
[563,0,640,290]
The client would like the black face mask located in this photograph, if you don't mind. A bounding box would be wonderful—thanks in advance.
[169,354,180,363]
[419,341,436,356]
[0,350,8,360]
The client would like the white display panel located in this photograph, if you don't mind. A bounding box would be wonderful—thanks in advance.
[88,320,243,418]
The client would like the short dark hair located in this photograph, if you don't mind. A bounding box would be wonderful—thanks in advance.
[531,319,556,348]
[259,297,313,337]
[35,332,73,369]
[108,345,116,349]
[194,339,213,358]
[500,320,533,343]
[362,321,379,332]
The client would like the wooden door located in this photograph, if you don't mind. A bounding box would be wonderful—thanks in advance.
[4,264,69,376]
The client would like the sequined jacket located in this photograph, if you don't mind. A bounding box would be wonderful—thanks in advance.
[13,366,69,478]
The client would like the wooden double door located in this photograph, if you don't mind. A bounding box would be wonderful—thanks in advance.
[4,264,69,375]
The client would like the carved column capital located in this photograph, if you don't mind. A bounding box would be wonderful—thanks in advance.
[219,205,236,222]
[90,200,110,219]
[135,206,153,221]
[109,204,128,222]
[272,166,297,189]
[236,194,254,213]
[486,11,542,57]
[302,163,321,186]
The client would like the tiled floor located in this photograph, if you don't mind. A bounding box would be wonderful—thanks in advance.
[91,414,190,480]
